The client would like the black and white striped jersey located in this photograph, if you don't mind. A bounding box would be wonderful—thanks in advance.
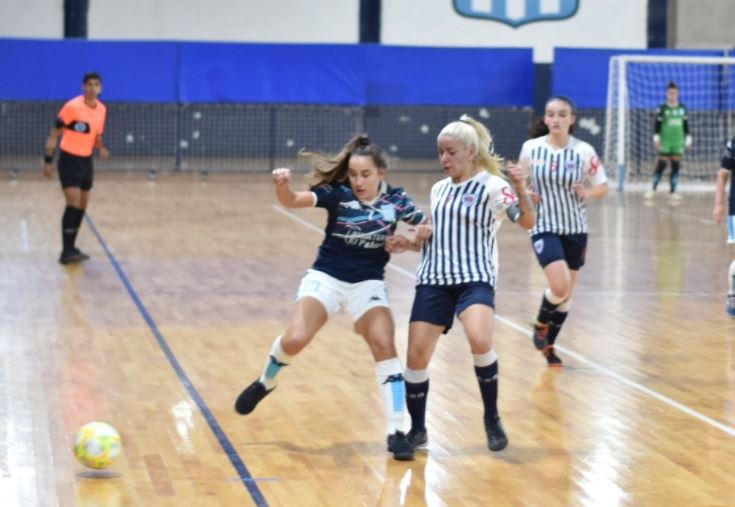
[416,171,518,287]
[519,135,607,235]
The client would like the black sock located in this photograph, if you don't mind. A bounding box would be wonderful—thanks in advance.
[548,311,569,345]
[536,293,561,325]
[405,380,429,432]
[670,159,680,193]
[653,159,667,190]
[73,208,86,247]
[475,362,499,421]
[62,206,84,253]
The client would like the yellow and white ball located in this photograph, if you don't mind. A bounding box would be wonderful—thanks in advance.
[74,422,122,469]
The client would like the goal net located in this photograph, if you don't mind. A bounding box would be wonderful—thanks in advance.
[604,55,735,189]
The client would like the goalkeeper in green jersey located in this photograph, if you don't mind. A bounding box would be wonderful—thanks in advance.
[644,81,691,201]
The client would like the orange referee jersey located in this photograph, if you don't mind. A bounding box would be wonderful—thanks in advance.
[57,95,107,157]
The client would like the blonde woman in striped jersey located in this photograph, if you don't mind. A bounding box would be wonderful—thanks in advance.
[396,115,535,453]
[519,97,609,366]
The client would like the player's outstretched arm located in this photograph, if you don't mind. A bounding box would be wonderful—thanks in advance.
[272,168,315,208]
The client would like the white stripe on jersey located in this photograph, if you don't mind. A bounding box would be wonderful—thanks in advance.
[416,171,516,287]
[519,135,607,235]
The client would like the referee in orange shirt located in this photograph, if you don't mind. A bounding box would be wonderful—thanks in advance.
[43,72,109,264]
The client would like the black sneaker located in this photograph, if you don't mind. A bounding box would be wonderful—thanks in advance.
[407,427,428,449]
[59,249,90,265]
[484,416,508,452]
[234,380,273,415]
[532,321,549,350]
[543,346,563,367]
[387,431,414,461]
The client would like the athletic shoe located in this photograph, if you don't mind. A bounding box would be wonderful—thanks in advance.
[543,346,563,367]
[643,189,655,199]
[532,321,549,350]
[727,294,735,318]
[234,380,274,415]
[484,416,508,452]
[669,192,682,201]
[59,249,90,265]
[406,427,428,449]
[387,431,415,461]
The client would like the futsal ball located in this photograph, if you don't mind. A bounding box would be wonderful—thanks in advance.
[74,422,122,469]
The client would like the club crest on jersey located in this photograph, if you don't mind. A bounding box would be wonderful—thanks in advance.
[461,194,478,207]
[453,0,579,28]
[533,238,544,254]
[380,204,396,222]
[565,160,576,171]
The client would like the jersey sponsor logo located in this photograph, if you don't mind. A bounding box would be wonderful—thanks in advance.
[501,187,518,204]
[534,238,544,254]
[453,0,579,28]
[339,200,362,210]
[589,156,601,175]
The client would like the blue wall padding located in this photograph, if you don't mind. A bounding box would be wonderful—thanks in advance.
[0,38,534,106]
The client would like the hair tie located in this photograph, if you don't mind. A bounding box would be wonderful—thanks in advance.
[358,136,371,147]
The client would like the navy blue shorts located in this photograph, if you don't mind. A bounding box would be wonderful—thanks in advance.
[409,282,495,333]
[531,232,587,270]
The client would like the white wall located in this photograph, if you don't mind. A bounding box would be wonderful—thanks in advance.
[382,0,648,62]
[0,0,63,38]
[671,0,733,49]
[88,0,359,43]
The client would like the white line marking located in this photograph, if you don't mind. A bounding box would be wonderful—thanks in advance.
[272,204,735,438]
[19,220,29,252]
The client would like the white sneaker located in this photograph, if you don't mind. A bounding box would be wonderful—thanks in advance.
[669,192,682,201]
[643,189,655,199]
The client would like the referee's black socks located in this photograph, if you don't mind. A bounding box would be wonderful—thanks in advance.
[62,206,85,253]
[474,350,499,421]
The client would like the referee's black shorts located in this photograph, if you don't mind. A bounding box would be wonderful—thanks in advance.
[58,150,94,190]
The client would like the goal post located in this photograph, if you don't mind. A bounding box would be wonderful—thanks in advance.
[604,54,734,190]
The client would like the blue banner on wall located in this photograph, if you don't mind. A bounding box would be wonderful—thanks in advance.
[0,39,179,102]
[0,39,534,106]
[553,48,729,109]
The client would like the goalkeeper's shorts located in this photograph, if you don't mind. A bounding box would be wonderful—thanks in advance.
[658,143,685,156]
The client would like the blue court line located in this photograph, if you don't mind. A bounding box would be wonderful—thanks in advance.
[85,215,269,507]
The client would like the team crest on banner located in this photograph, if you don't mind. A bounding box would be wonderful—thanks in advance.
[453,0,580,28]
[533,238,544,254]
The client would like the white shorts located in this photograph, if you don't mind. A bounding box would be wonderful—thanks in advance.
[295,269,390,321]
[729,216,735,244]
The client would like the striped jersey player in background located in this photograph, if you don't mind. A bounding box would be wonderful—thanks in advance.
[712,135,735,317]
[644,81,692,201]
[519,96,609,366]
[398,115,535,453]
[234,135,427,461]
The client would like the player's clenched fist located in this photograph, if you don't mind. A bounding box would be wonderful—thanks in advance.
[272,167,292,187]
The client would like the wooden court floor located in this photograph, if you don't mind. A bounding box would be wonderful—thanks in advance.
[1,171,735,506]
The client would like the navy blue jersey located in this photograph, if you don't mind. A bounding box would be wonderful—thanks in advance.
[311,181,425,283]
[722,136,735,213]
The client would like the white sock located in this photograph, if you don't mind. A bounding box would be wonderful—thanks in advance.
[259,335,295,390]
[473,348,498,368]
[545,288,565,305]
[729,260,735,295]
[376,357,405,434]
